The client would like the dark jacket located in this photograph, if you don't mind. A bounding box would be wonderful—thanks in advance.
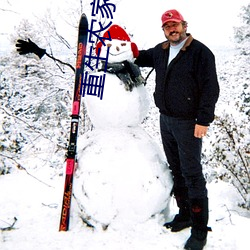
[135,34,220,126]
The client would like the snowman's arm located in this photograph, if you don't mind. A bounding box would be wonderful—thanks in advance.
[45,52,75,72]
[16,39,75,72]
[16,39,46,58]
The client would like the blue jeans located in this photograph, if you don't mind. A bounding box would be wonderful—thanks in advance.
[160,114,207,200]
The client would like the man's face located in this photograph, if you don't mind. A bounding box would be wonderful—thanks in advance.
[162,21,187,45]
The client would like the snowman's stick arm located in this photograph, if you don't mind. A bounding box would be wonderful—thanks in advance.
[45,52,75,72]
[16,38,75,72]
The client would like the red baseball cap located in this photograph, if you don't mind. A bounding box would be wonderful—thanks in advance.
[161,9,184,27]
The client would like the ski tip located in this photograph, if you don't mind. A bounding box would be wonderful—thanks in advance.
[81,13,87,18]
[79,13,88,28]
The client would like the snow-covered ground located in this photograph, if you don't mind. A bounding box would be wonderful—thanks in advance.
[1,169,250,250]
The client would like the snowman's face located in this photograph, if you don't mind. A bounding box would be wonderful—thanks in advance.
[101,39,134,63]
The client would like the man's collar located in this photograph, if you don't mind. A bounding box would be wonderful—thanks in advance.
[162,34,193,50]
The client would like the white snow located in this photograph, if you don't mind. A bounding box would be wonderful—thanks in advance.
[1,1,250,250]
[1,171,249,250]
[85,73,150,128]
[74,127,172,229]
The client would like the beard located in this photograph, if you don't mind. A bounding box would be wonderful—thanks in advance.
[166,30,187,45]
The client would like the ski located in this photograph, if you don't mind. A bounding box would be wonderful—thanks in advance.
[59,13,88,231]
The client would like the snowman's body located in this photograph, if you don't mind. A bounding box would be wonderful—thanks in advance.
[84,72,149,128]
[73,25,173,229]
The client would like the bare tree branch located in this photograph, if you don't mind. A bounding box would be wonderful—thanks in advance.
[0,153,54,188]
[0,217,18,231]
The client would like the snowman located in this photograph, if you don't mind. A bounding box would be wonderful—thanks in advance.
[73,25,173,230]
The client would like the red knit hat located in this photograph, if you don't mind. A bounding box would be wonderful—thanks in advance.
[95,24,139,58]
[161,9,184,27]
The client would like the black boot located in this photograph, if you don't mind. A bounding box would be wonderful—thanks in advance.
[184,198,211,250]
[164,195,192,232]
[184,228,208,250]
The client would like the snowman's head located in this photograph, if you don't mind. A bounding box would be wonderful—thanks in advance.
[96,25,139,63]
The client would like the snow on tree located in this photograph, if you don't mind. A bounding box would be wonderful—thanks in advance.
[234,4,250,56]
[0,19,75,175]
[203,3,250,209]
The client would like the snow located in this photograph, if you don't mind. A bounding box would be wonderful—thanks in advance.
[1,1,250,249]
[85,74,150,128]
[74,127,172,228]
[1,172,250,250]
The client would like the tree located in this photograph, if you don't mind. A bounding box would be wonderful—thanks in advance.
[203,3,250,209]
[0,1,94,175]
[0,19,74,175]
[234,4,250,55]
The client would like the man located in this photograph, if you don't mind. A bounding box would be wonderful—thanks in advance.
[135,9,219,250]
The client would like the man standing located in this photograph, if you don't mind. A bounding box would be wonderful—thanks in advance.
[135,9,219,250]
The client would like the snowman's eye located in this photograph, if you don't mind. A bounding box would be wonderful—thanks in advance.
[107,44,112,47]
[121,43,126,46]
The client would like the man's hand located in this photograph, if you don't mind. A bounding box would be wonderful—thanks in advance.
[16,38,46,59]
[194,124,208,138]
